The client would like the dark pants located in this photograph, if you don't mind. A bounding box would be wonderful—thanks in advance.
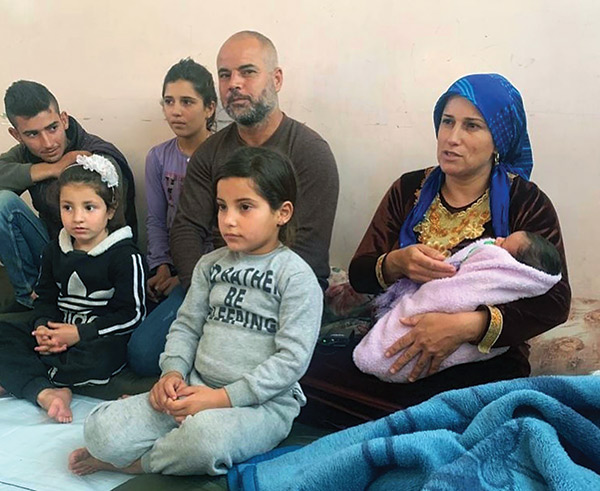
[299,336,530,430]
[0,319,128,404]
[0,320,53,403]
[127,284,185,376]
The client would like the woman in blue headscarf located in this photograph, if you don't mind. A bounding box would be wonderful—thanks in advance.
[301,74,571,428]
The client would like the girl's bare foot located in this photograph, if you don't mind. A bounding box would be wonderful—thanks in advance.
[0,385,6,396]
[69,448,115,475]
[69,448,143,475]
[37,387,73,423]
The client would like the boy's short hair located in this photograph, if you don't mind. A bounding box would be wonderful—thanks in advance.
[4,80,60,126]
[162,58,217,131]
[514,232,562,275]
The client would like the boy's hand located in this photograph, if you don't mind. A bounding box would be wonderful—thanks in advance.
[165,386,232,423]
[32,322,79,354]
[55,150,92,176]
[149,371,187,412]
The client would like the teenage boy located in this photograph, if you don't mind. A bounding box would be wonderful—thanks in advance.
[0,80,137,310]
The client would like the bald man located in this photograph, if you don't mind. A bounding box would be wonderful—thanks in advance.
[127,32,338,376]
[169,31,339,291]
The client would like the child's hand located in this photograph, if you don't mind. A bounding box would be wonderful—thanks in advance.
[164,386,231,423]
[160,276,180,297]
[32,322,79,354]
[33,322,79,353]
[32,328,62,355]
[149,371,187,413]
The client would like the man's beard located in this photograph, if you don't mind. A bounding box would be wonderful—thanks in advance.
[225,87,276,126]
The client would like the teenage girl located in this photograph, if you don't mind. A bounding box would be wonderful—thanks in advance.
[69,147,323,476]
[128,58,217,376]
[0,155,146,423]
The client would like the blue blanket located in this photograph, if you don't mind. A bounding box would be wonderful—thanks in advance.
[228,376,600,490]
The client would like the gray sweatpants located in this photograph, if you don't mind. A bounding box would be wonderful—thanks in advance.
[83,387,302,475]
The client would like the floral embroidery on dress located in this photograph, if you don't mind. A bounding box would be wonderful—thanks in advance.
[413,190,491,256]
[414,167,435,202]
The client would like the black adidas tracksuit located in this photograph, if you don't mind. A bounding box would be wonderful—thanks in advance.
[0,226,146,403]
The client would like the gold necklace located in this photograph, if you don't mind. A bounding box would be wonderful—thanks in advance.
[413,190,491,256]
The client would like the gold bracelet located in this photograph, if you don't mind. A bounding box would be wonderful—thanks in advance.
[375,253,389,289]
[477,305,503,353]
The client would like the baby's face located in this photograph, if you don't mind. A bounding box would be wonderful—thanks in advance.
[494,231,529,258]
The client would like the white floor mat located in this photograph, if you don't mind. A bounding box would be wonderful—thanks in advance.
[0,394,133,491]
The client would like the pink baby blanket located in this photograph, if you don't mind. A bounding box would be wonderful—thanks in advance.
[353,240,561,383]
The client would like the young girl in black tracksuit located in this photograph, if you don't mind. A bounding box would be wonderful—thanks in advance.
[0,155,146,423]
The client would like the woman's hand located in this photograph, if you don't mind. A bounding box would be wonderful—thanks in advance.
[164,386,232,423]
[385,311,487,381]
[149,371,187,412]
[383,245,456,284]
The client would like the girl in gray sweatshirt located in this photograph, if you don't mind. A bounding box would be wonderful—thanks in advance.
[69,147,323,476]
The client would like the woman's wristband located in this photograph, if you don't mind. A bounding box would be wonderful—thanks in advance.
[375,253,389,289]
[476,305,503,353]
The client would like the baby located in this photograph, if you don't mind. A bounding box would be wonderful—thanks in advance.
[459,231,561,275]
[353,231,562,383]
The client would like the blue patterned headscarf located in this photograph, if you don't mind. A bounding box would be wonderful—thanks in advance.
[399,73,533,248]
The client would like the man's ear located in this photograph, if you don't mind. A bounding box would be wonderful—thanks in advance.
[8,126,23,143]
[277,200,293,226]
[272,67,283,93]
[60,111,69,130]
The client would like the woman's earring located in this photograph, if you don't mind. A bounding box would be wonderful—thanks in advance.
[493,151,500,165]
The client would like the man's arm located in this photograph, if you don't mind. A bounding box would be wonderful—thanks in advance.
[0,145,90,193]
[170,148,216,290]
[289,136,339,288]
[29,150,91,182]
[0,145,34,193]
